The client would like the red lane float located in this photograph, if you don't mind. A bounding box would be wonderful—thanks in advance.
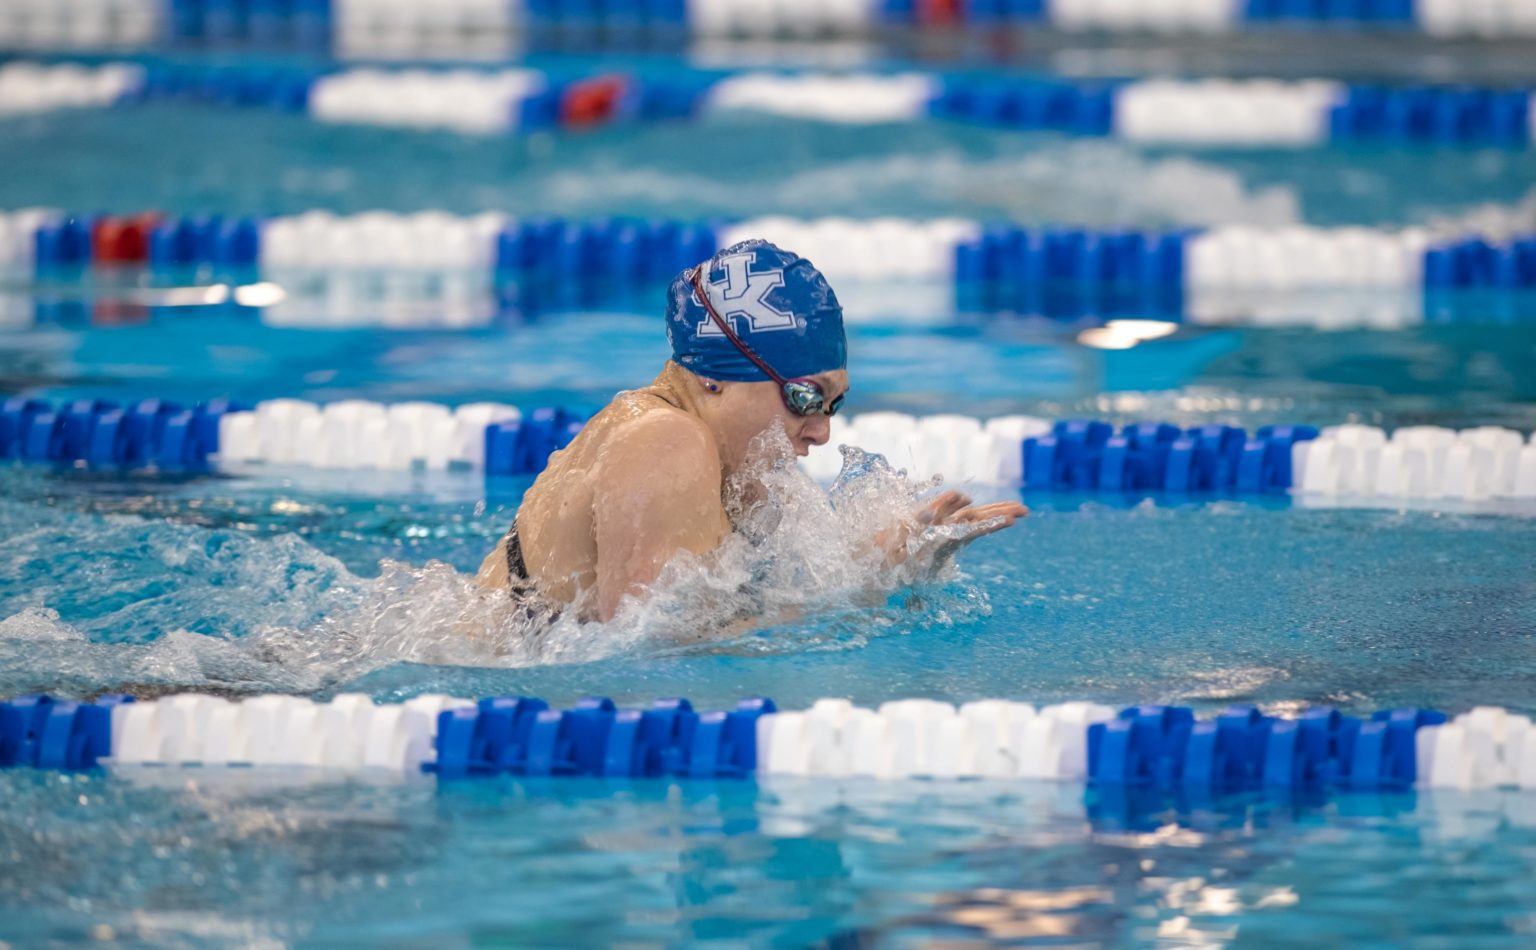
[92,213,162,265]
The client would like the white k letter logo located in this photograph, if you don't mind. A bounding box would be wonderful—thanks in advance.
[697,251,796,336]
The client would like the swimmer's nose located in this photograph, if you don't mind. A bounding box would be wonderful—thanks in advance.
[801,415,831,448]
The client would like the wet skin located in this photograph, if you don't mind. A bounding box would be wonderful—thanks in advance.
[478,361,1028,622]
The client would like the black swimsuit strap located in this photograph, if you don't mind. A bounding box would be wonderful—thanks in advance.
[503,522,561,626]
[505,522,529,582]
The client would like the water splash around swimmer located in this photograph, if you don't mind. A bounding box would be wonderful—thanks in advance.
[242,422,997,687]
[581,423,997,655]
[0,432,998,696]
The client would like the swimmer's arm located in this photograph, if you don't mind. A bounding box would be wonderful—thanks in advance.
[476,537,510,591]
[592,414,731,622]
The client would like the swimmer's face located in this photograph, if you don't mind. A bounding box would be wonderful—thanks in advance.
[713,369,849,461]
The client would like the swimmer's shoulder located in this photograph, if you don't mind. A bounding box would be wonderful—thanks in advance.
[603,385,704,440]
[595,395,717,488]
[608,383,685,416]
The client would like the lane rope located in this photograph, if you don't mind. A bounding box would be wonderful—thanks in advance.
[1,61,1532,148]
[3,691,1529,794]
[6,395,1535,499]
[8,0,1536,52]
[8,208,1534,330]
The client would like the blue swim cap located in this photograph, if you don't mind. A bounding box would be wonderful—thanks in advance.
[666,239,846,383]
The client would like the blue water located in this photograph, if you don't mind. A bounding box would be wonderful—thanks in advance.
[7,309,1536,427]
[5,48,1536,948]
[4,769,1536,947]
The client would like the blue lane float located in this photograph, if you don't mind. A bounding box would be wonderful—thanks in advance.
[1330,85,1534,147]
[128,61,321,111]
[1242,0,1416,23]
[953,226,1188,320]
[0,694,130,771]
[165,0,334,46]
[1423,235,1536,291]
[493,216,725,311]
[1422,235,1536,322]
[0,397,248,470]
[429,697,775,779]
[1087,705,1446,792]
[1023,421,1318,494]
[927,79,1117,136]
[483,407,588,477]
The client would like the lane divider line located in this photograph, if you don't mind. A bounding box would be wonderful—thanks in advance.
[8,209,1535,331]
[2,62,1532,148]
[5,692,1530,792]
[6,395,1535,499]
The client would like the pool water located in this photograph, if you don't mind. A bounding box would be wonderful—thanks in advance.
[3,325,1535,939]
[9,307,1536,423]
[4,458,1536,711]
[4,49,1536,948]
[5,770,1536,947]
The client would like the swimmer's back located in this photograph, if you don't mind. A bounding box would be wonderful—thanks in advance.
[478,375,720,616]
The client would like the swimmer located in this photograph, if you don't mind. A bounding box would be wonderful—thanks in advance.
[477,239,1027,623]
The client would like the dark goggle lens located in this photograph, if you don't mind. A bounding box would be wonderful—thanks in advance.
[783,381,844,417]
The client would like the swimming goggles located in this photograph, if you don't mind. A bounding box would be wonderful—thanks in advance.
[689,265,846,418]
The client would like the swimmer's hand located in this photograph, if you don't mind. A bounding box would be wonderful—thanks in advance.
[875,490,1028,574]
[916,490,1028,535]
